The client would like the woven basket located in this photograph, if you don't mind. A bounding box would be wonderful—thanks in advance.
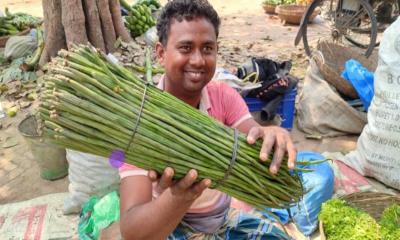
[262,3,277,14]
[320,192,400,240]
[276,5,320,25]
[314,41,377,99]
[0,28,30,48]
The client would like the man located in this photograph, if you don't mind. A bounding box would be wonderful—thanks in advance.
[119,0,297,239]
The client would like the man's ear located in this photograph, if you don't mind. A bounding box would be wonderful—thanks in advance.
[155,42,165,66]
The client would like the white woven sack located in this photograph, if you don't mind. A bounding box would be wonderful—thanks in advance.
[64,149,120,214]
[342,18,400,190]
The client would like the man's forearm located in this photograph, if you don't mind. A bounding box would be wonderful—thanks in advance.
[120,189,194,240]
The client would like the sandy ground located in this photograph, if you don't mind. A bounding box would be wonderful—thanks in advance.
[0,0,43,17]
[0,0,295,16]
[0,0,358,210]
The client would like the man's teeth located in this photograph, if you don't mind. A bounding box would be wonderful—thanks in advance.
[187,72,202,77]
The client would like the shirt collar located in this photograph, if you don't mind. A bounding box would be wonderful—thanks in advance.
[157,76,211,113]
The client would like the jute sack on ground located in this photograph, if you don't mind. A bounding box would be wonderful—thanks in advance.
[297,59,367,137]
[0,193,78,239]
[341,19,400,190]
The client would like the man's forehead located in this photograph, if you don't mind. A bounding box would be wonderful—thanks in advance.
[170,37,217,48]
[169,16,215,31]
[168,18,216,41]
[170,16,203,25]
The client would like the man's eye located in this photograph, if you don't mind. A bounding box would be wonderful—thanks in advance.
[203,46,214,53]
[179,46,191,52]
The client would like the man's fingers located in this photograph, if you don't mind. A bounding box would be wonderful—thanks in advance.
[270,135,286,174]
[286,137,297,169]
[247,127,264,144]
[190,179,211,197]
[259,131,275,161]
[148,170,159,182]
[158,167,174,190]
[172,169,198,194]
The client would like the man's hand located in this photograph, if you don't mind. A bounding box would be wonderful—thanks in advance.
[148,168,211,203]
[246,126,296,174]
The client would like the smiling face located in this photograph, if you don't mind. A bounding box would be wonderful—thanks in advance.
[156,17,218,102]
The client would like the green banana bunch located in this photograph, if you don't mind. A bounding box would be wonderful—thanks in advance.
[125,3,157,38]
[136,0,161,11]
[0,8,41,37]
[0,18,20,37]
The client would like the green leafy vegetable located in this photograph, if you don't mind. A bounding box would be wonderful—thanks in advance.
[263,0,282,5]
[380,204,400,240]
[319,199,382,240]
[0,57,37,83]
[263,0,297,5]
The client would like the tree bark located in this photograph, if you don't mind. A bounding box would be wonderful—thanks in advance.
[82,0,106,52]
[39,0,66,66]
[40,0,131,66]
[96,0,117,53]
[109,0,132,43]
[61,0,89,49]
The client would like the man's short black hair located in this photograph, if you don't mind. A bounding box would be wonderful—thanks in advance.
[156,0,221,45]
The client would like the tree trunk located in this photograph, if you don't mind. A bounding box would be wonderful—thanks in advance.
[61,0,89,49]
[109,0,131,43]
[40,0,132,67]
[83,0,106,52]
[96,0,117,53]
[39,0,66,66]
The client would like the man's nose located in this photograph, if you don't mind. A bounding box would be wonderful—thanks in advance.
[189,49,205,67]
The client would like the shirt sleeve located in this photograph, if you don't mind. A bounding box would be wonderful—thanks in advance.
[220,83,253,127]
[118,162,148,179]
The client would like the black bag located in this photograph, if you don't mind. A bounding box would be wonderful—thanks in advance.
[237,57,295,102]
[237,57,298,120]
[260,76,298,121]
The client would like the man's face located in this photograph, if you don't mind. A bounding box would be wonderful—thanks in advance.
[156,17,218,96]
